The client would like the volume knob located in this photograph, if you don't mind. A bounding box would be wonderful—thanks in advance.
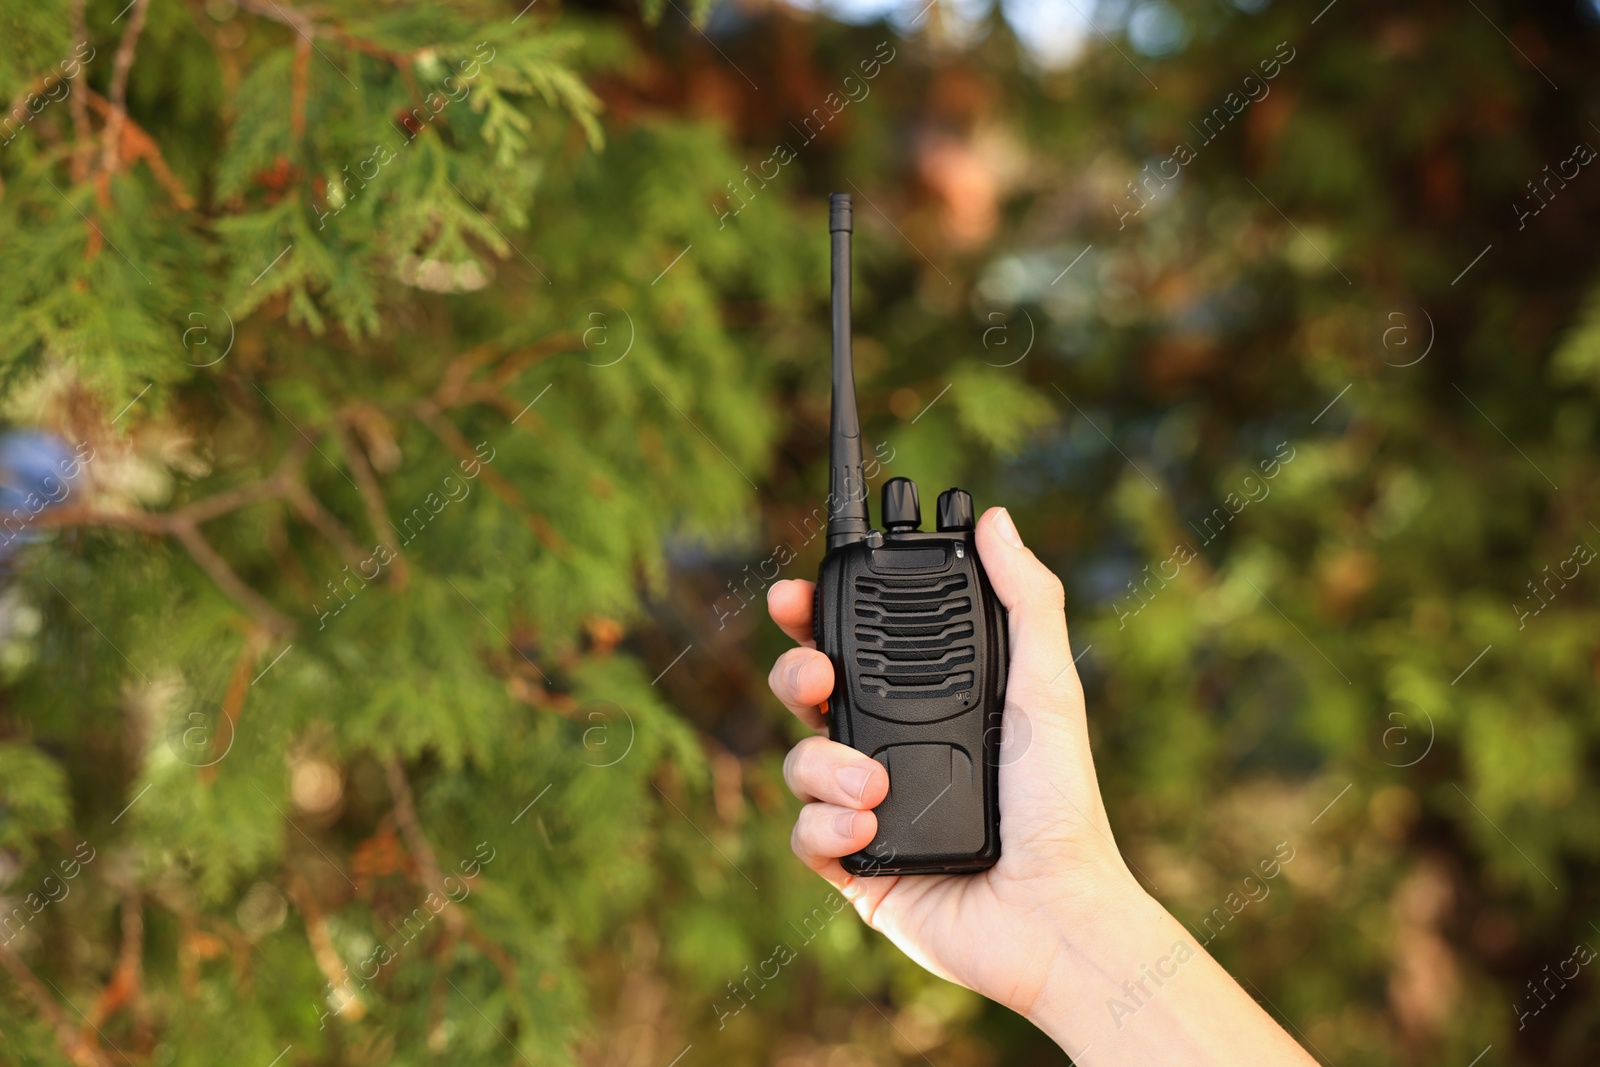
[882,477,921,531]
[936,488,975,532]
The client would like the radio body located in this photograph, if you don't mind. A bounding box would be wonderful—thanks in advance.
[812,193,1010,876]
[815,488,1007,875]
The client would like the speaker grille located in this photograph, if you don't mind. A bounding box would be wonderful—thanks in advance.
[854,573,976,699]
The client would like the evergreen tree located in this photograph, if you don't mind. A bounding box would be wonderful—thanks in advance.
[3,0,1600,1064]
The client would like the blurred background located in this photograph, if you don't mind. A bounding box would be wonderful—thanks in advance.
[2,0,1599,1063]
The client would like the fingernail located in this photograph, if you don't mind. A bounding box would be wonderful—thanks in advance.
[837,766,872,802]
[787,660,806,691]
[994,507,1024,548]
[835,810,860,838]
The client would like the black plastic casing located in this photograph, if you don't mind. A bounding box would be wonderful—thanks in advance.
[815,526,1008,876]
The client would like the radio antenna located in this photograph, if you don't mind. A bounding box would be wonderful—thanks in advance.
[827,193,870,548]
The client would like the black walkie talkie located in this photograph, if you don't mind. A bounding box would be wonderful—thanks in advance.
[814,193,1008,877]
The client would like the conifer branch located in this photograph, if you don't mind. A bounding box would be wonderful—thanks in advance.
[483,333,582,393]
[335,32,413,69]
[68,0,92,183]
[290,36,310,142]
[0,939,112,1067]
[235,0,315,40]
[335,420,410,589]
[385,758,520,1006]
[83,890,143,1033]
[169,520,296,635]
[25,502,293,633]
[382,757,465,935]
[462,925,520,994]
[175,0,244,106]
[425,957,451,1051]
[23,505,164,535]
[414,401,567,552]
[181,442,307,523]
[392,57,427,114]
[99,0,152,192]
[235,0,414,68]
[200,629,272,785]
[282,478,369,576]
[17,363,577,635]
[287,877,366,1022]
[26,447,309,633]
[263,508,319,604]
[430,334,580,414]
[84,91,196,210]
[431,343,502,409]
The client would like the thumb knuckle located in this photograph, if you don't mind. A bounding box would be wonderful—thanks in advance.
[1026,571,1065,612]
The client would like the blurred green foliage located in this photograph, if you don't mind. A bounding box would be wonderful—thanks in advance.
[0,0,1597,1064]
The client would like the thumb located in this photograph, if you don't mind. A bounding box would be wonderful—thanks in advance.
[974,507,1080,702]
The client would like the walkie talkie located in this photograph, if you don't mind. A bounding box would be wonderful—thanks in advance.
[814,193,1008,877]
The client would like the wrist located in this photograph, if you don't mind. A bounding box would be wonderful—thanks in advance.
[1020,874,1320,1066]
[1024,877,1178,1051]
[1034,847,1151,936]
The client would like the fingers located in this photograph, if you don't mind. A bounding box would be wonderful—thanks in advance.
[791,802,878,873]
[767,646,834,730]
[767,579,816,648]
[784,738,887,890]
[781,742,899,931]
[782,734,889,807]
[768,580,884,885]
[974,507,1078,701]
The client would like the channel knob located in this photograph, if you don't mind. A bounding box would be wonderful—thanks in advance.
[936,488,975,532]
[882,477,921,531]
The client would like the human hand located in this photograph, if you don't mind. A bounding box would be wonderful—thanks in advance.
[766,506,1141,1017]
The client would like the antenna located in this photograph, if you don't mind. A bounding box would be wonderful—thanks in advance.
[827,193,870,549]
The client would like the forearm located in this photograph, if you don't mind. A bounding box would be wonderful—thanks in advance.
[1026,879,1318,1066]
